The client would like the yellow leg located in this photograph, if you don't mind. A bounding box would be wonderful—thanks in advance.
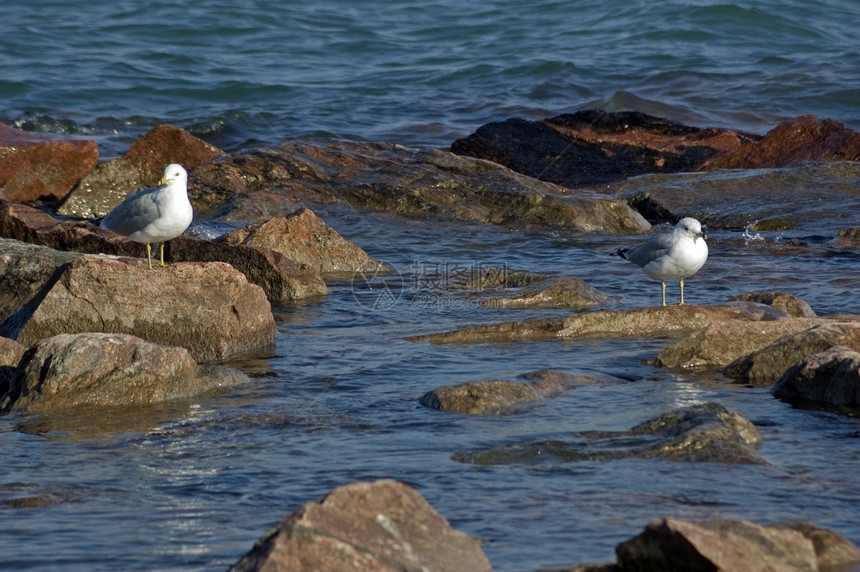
[146,243,154,270]
[678,279,686,306]
[661,281,666,307]
[159,242,166,267]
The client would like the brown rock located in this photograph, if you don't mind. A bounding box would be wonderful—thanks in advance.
[649,318,827,370]
[772,521,860,570]
[727,292,815,318]
[773,346,860,407]
[57,124,222,218]
[834,226,860,248]
[1,333,246,413]
[0,336,26,405]
[616,518,818,572]
[189,139,651,234]
[228,479,492,572]
[0,238,81,321]
[221,208,386,277]
[0,256,276,363]
[419,370,597,414]
[478,276,608,309]
[725,322,860,386]
[0,122,99,202]
[704,115,860,170]
[405,318,565,344]
[450,110,756,188]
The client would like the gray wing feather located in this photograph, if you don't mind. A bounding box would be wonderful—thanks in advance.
[619,232,674,268]
[100,189,160,237]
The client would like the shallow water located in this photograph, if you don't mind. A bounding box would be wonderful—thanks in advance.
[3,0,860,570]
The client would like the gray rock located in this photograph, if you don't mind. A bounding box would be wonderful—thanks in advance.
[773,346,860,407]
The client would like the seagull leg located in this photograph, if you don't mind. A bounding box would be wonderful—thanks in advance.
[679,279,686,306]
[146,243,154,270]
[661,281,666,307]
[159,242,166,267]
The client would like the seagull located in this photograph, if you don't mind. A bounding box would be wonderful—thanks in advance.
[100,164,193,269]
[615,217,709,306]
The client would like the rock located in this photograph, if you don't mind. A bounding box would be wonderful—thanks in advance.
[773,347,860,407]
[0,199,327,304]
[0,238,81,321]
[455,403,762,465]
[450,110,755,188]
[57,124,222,218]
[648,318,827,370]
[189,139,650,233]
[771,521,860,570]
[405,318,565,344]
[221,208,386,277]
[615,518,818,572]
[0,121,99,202]
[725,322,860,386]
[419,370,598,414]
[834,226,860,248]
[618,161,860,229]
[228,479,492,572]
[1,333,246,413]
[477,276,608,309]
[0,256,276,363]
[703,115,860,170]
[0,336,26,406]
[727,292,815,318]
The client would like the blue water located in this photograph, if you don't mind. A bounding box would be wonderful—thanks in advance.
[3,2,860,571]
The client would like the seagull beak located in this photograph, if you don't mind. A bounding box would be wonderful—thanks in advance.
[160,176,170,185]
[699,231,707,240]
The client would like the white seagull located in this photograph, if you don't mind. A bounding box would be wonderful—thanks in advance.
[100,163,193,269]
[616,217,709,306]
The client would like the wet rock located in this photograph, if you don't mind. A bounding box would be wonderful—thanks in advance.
[404,318,565,344]
[649,318,827,370]
[450,110,755,188]
[615,518,818,572]
[833,226,860,248]
[771,520,860,570]
[189,139,650,233]
[703,115,860,170]
[618,161,860,229]
[0,336,26,404]
[477,276,608,309]
[725,322,860,386]
[221,208,386,277]
[1,332,247,413]
[419,370,599,415]
[727,292,815,318]
[228,479,492,572]
[0,121,99,202]
[0,256,276,363]
[773,347,860,407]
[455,403,762,465]
[0,200,327,304]
[57,124,222,218]
[0,238,81,321]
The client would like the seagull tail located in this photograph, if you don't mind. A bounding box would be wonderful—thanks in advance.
[613,248,630,259]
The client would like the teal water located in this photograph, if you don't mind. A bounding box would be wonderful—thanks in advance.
[2,2,860,571]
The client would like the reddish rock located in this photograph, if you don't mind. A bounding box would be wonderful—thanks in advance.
[57,124,222,218]
[2,332,247,413]
[704,115,860,170]
[228,479,492,572]
[0,121,99,202]
[0,256,276,363]
[221,208,386,277]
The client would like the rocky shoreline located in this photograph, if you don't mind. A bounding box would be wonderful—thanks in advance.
[1,111,860,571]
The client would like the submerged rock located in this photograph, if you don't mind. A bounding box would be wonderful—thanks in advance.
[725,322,860,386]
[477,275,608,309]
[0,121,100,203]
[455,403,762,465]
[404,318,565,344]
[228,479,492,572]
[57,124,222,218]
[420,370,601,415]
[1,332,247,413]
[727,292,816,318]
[0,256,276,363]
[773,347,860,407]
[188,139,650,233]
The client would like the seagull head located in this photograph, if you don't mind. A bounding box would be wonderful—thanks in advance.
[159,163,188,186]
[676,217,707,240]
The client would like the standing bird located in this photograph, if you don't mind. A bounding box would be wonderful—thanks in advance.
[100,164,193,269]
[615,217,708,306]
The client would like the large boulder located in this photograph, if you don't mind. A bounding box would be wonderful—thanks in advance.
[773,347,860,407]
[228,479,492,572]
[57,124,222,218]
[0,121,100,202]
[0,256,276,363]
[188,139,650,234]
[1,332,247,413]
[0,238,81,321]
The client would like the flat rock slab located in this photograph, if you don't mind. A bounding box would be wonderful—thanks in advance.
[228,479,492,572]
[1,332,247,413]
[0,256,276,363]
